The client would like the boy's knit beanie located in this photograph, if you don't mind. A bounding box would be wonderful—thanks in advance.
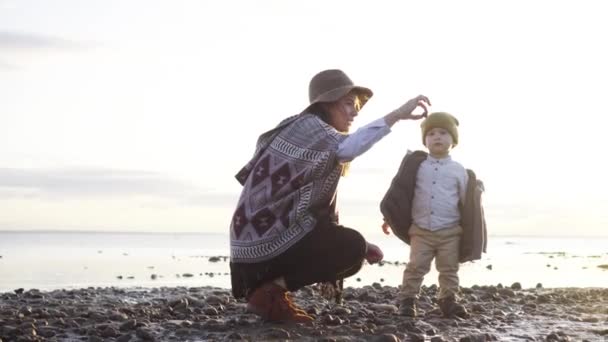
[420,112,459,146]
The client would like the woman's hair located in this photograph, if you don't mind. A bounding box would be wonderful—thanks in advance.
[309,93,362,178]
[309,103,331,123]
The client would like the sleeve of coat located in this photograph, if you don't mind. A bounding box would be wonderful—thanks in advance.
[460,170,488,262]
[380,151,419,245]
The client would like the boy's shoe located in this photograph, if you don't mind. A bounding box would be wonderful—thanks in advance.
[398,297,418,317]
[246,282,314,323]
[438,295,469,318]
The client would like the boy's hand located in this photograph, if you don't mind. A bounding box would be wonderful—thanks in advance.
[365,242,384,264]
[382,221,392,235]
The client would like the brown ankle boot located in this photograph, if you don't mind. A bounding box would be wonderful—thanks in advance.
[284,292,309,316]
[438,295,468,318]
[247,282,314,323]
[398,297,417,317]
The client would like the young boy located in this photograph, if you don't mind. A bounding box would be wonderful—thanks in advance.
[380,112,487,318]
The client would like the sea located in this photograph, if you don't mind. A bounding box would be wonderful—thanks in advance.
[0,231,606,293]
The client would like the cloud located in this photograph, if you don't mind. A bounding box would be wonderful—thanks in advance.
[0,167,235,206]
[0,31,92,70]
[0,60,19,70]
[0,31,87,50]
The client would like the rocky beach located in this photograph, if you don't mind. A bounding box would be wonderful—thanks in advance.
[1,283,607,342]
[2,233,607,341]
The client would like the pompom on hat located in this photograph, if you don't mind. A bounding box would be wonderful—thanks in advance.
[420,112,460,147]
[302,69,373,113]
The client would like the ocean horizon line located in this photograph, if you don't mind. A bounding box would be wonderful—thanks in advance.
[1,229,607,239]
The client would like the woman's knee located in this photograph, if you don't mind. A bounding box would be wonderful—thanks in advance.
[335,230,366,279]
[338,227,366,261]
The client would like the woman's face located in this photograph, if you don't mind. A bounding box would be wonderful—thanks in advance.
[323,93,360,133]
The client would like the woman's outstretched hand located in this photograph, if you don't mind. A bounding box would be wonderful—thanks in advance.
[385,95,431,127]
[365,242,384,264]
[396,94,431,119]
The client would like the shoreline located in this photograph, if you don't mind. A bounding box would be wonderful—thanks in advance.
[2,230,608,239]
[2,254,607,293]
[1,284,606,342]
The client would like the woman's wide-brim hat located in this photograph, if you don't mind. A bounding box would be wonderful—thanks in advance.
[302,69,373,114]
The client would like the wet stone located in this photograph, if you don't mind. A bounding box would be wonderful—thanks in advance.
[135,327,155,341]
[116,333,132,342]
[408,333,425,342]
[260,328,290,339]
[119,319,138,331]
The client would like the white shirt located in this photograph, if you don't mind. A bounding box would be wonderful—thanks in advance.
[411,155,468,231]
[336,118,391,162]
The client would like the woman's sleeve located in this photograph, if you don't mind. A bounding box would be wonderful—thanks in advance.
[336,118,391,162]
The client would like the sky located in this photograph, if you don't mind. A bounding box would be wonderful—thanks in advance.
[1,0,607,237]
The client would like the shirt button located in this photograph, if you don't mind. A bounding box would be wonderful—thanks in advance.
[435,168,438,171]
[431,196,434,199]
[431,211,434,214]
[432,181,436,184]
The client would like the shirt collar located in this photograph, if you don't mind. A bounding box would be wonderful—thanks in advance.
[426,154,452,165]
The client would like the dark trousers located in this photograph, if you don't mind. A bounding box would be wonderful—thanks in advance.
[230,222,367,298]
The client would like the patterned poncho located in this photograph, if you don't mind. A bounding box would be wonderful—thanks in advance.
[230,113,347,263]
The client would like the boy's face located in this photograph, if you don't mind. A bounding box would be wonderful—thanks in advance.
[425,127,453,157]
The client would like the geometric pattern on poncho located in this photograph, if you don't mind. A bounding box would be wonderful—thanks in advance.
[230,114,346,263]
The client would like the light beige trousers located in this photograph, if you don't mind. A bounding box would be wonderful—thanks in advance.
[400,223,463,300]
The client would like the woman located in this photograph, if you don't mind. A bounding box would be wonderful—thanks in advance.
[230,69,430,323]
